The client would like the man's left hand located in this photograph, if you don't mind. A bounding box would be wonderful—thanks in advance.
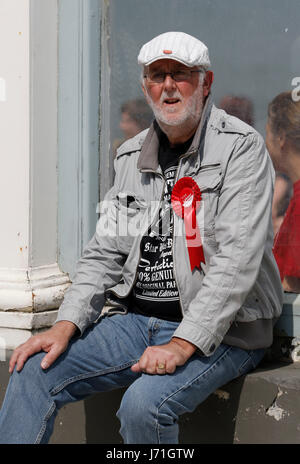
[131,337,197,375]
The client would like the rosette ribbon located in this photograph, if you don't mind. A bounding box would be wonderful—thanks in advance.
[171,177,205,271]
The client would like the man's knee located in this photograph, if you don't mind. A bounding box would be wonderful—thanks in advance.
[117,380,157,427]
[117,379,179,426]
[10,351,46,389]
[117,379,180,443]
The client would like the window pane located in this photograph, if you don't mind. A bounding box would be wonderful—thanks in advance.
[108,0,300,144]
[107,0,300,291]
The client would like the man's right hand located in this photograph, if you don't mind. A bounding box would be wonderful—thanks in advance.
[9,321,77,374]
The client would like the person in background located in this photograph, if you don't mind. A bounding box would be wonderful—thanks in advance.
[266,91,300,292]
[113,98,154,154]
[219,95,254,127]
[120,98,153,140]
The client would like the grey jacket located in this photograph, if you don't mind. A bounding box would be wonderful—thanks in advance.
[56,96,283,356]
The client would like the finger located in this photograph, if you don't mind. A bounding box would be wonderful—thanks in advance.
[131,362,141,372]
[15,349,34,372]
[11,338,44,373]
[41,344,65,370]
[156,361,167,375]
[131,358,156,375]
[145,364,157,375]
[165,362,176,374]
[14,337,47,372]
[139,355,158,375]
[9,348,22,373]
[156,368,166,375]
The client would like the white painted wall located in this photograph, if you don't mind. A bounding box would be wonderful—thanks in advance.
[30,0,59,268]
[0,0,30,269]
[0,1,70,343]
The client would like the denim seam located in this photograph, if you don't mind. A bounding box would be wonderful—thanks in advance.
[155,345,233,438]
[236,353,251,375]
[155,416,161,444]
[49,359,139,396]
[237,350,262,375]
[35,401,56,444]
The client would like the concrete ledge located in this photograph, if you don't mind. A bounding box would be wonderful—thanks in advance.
[275,293,300,339]
[83,360,300,444]
[178,360,300,444]
[1,358,300,444]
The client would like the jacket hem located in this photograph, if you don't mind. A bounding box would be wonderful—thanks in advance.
[223,318,275,350]
[173,320,221,356]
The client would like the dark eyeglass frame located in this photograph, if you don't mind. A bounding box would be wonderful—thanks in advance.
[144,69,205,84]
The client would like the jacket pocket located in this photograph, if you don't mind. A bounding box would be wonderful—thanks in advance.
[194,164,222,239]
[116,192,148,255]
[195,163,223,192]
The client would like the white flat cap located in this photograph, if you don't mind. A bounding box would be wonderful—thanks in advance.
[138,31,211,69]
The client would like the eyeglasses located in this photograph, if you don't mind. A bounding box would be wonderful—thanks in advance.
[144,69,204,84]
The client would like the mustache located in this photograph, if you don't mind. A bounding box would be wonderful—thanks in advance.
[159,91,182,104]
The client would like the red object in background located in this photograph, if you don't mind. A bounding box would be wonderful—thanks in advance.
[273,179,300,280]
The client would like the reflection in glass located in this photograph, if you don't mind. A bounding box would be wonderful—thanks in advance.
[113,98,153,154]
[267,92,300,293]
[219,95,254,127]
[108,0,300,158]
[106,0,300,296]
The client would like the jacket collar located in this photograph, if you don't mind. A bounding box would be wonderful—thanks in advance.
[137,94,213,172]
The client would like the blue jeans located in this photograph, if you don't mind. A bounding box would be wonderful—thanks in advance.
[0,312,265,444]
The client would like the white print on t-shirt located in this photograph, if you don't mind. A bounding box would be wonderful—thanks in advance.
[134,165,179,303]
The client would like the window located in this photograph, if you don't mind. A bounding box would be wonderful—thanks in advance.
[108,0,300,145]
[104,0,300,295]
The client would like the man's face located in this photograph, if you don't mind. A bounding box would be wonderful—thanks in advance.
[142,59,209,130]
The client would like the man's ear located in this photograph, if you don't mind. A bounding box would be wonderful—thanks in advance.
[202,71,214,98]
[141,81,147,97]
[141,67,148,97]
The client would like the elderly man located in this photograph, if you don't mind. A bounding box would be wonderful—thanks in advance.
[0,32,282,444]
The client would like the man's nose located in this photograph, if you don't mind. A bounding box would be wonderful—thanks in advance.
[163,73,177,91]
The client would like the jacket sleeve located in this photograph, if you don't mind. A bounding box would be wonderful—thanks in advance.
[173,132,275,355]
[55,185,126,334]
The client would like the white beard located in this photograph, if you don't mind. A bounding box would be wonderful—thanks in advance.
[145,82,204,129]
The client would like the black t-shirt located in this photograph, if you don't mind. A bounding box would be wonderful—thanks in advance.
[130,134,193,321]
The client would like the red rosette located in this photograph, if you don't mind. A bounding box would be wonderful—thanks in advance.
[171,177,205,271]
